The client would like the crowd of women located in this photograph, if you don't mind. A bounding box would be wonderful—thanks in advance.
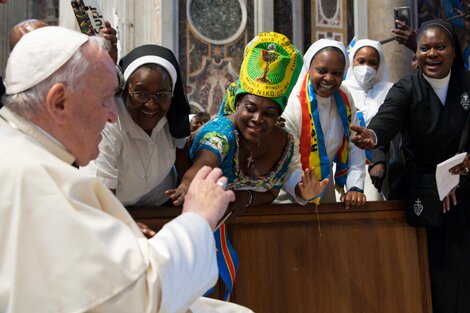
[78,18,470,313]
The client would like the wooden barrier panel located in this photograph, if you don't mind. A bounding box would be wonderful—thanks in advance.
[130,201,432,313]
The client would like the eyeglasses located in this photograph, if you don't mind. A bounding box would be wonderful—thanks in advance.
[128,89,173,104]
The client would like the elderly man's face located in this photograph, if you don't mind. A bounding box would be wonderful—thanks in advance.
[68,51,118,166]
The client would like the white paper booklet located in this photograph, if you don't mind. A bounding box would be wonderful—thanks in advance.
[435,152,467,200]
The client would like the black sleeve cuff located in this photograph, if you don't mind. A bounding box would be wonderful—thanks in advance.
[348,187,364,193]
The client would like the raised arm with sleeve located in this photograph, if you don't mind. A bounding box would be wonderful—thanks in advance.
[367,81,410,147]
[345,101,366,191]
[281,86,308,203]
[0,108,248,313]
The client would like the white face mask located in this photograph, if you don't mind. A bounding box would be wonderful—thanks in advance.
[353,65,377,86]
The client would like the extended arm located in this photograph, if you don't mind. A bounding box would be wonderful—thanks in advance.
[165,149,220,205]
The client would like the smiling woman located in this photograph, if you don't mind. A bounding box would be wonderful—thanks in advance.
[81,45,191,208]
[282,39,367,208]
[416,24,456,79]
[167,32,329,301]
[349,19,470,313]
[168,32,326,209]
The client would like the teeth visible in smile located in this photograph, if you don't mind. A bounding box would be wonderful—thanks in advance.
[248,126,262,132]
[141,110,157,116]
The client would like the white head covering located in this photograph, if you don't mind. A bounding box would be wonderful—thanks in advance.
[342,39,394,125]
[290,39,348,99]
[344,39,389,87]
[122,56,177,92]
[302,39,349,76]
[4,26,89,95]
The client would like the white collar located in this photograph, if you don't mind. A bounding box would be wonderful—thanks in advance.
[0,107,75,164]
[316,94,331,106]
[423,71,451,89]
[33,123,67,149]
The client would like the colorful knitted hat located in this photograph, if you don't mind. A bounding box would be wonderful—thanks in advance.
[219,32,302,115]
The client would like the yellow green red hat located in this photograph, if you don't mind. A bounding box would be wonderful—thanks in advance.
[220,32,302,115]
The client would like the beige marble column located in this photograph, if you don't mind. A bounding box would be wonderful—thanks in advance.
[254,0,274,33]
[156,0,179,53]
[0,0,32,76]
[368,0,411,83]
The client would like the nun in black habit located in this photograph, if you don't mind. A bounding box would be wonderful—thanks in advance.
[350,19,470,313]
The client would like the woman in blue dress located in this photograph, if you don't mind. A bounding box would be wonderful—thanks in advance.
[166,31,328,302]
[166,32,328,210]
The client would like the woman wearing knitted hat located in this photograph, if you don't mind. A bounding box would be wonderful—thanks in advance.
[168,32,328,209]
[282,39,366,208]
[167,31,328,301]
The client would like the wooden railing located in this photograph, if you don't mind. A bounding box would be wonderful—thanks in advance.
[130,201,432,313]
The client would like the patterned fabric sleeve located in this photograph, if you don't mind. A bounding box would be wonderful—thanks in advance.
[189,116,234,165]
[193,132,229,164]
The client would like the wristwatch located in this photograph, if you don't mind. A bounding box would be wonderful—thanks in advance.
[348,186,364,193]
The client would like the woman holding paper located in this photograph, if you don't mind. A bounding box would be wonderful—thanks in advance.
[349,19,470,313]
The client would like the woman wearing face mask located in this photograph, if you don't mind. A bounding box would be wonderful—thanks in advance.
[282,39,366,208]
[343,40,394,201]
[351,20,470,313]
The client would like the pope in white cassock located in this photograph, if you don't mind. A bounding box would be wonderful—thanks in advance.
[0,26,252,313]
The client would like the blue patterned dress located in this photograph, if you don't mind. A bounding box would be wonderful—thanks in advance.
[190,115,294,191]
[190,114,295,301]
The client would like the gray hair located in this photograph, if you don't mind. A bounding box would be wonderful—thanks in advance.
[3,36,110,119]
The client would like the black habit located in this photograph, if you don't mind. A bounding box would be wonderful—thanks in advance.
[369,67,470,313]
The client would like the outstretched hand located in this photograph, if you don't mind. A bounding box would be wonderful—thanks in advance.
[391,20,417,52]
[449,153,470,176]
[137,222,156,238]
[444,153,470,212]
[369,163,385,191]
[182,166,235,230]
[350,125,376,150]
[443,186,457,213]
[165,184,189,206]
[102,20,118,64]
[296,167,329,201]
[340,191,366,210]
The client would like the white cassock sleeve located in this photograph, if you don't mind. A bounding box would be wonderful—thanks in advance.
[344,91,366,191]
[280,92,308,204]
[0,110,253,313]
[92,213,220,313]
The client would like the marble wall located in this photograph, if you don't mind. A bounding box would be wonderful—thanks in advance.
[274,0,293,41]
[368,0,411,83]
[1,0,413,104]
[0,0,58,76]
[310,0,350,43]
[179,0,254,115]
